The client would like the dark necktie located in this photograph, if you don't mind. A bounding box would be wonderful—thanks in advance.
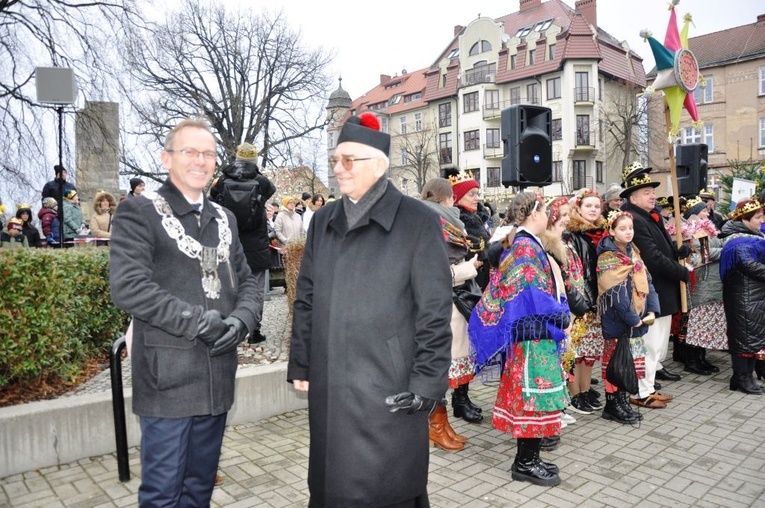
[191,203,201,214]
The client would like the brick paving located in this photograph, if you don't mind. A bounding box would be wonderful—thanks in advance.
[2,289,765,507]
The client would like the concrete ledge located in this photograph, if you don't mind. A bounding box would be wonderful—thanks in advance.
[0,362,306,478]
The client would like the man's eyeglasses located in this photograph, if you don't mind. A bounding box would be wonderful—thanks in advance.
[329,155,377,170]
[166,148,217,161]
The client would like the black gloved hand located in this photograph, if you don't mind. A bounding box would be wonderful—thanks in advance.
[210,317,247,356]
[676,243,691,259]
[384,392,446,415]
[196,310,228,347]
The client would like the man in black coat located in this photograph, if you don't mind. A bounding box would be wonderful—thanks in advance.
[620,162,690,409]
[287,113,452,507]
[110,118,258,506]
[210,142,276,344]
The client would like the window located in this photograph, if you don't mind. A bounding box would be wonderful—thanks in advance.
[485,89,500,110]
[576,115,590,145]
[404,92,421,103]
[447,48,459,59]
[510,87,521,105]
[760,67,765,95]
[575,72,589,101]
[381,117,389,134]
[439,133,452,164]
[549,44,556,60]
[535,19,552,31]
[463,92,479,113]
[486,128,500,148]
[472,168,481,186]
[599,119,604,142]
[328,131,335,149]
[464,130,480,151]
[414,112,422,132]
[439,103,452,128]
[704,124,714,153]
[599,78,604,101]
[546,77,561,100]
[487,167,501,188]
[573,160,586,190]
[683,126,701,144]
[596,161,604,183]
[402,178,410,195]
[553,161,562,182]
[510,54,517,70]
[551,119,562,141]
[389,95,401,105]
[469,40,492,56]
[399,116,407,135]
[528,49,536,66]
[527,83,539,104]
[694,76,714,104]
[515,26,531,38]
[400,148,408,166]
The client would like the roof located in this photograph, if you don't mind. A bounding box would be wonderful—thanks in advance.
[348,68,429,116]
[422,0,645,103]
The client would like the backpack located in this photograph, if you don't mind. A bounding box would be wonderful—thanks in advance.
[217,178,262,234]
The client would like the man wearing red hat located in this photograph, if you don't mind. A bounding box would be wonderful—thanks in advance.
[288,112,452,507]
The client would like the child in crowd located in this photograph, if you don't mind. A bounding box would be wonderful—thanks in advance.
[597,211,660,423]
[1,218,29,248]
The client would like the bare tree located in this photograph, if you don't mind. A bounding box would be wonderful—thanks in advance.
[602,83,647,173]
[0,0,139,205]
[393,124,440,194]
[114,0,333,182]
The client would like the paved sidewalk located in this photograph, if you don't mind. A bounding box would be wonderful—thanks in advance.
[2,348,765,507]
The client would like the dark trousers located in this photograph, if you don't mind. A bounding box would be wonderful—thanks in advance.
[138,414,227,508]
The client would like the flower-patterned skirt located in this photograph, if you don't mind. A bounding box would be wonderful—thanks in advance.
[492,340,566,438]
[685,302,727,350]
[575,312,603,361]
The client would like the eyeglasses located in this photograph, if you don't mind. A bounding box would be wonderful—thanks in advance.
[166,148,217,161]
[329,155,377,170]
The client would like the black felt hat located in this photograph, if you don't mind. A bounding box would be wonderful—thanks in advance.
[620,162,660,199]
[336,113,390,156]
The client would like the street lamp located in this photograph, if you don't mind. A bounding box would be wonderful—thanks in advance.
[35,67,78,248]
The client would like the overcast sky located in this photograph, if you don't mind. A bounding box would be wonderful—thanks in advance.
[234,0,764,98]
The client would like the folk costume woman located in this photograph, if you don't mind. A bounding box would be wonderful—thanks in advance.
[445,166,488,423]
[719,199,765,394]
[565,188,607,413]
[597,211,660,422]
[420,177,481,450]
[469,192,570,487]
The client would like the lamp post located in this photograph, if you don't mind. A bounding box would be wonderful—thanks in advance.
[35,67,78,248]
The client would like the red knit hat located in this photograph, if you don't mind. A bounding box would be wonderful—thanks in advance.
[444,167,479,204]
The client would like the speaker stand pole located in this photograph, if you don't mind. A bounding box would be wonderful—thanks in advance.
[664,103,687,313]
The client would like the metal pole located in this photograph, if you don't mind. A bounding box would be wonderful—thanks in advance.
[110,337,130,482]
[57,107,65,248]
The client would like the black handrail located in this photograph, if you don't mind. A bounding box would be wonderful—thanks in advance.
[109,337,130,482]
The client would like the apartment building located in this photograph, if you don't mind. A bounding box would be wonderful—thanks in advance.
[326,0,646,199]
[646,13,765,192]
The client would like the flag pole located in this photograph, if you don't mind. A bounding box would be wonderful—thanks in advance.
[664,102,688,312]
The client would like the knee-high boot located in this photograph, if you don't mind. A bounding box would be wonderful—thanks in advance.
[452,385,483,423]
[428,405,464,451]
[511,438,560,486]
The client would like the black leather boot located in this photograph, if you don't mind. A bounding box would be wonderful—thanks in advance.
[672,336,686,364]
[534,441,559,474]
[461,382,482,414]
[699,348,720,373]
[452,385,483,423]
[684,346,713,375]
[730,373,763,394]
[511,438,561,486]
[601,392,639,424]
[754,360,765,381]
[617,391,643,421]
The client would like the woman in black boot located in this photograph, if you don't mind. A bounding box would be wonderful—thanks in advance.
[720,199,765,395]
[597,211,662,420]
[469,192,569,487]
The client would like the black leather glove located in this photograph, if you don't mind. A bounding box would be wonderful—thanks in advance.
[384,392,446,415]
[210,317,247,356]
[196,310,228,347]
[676,244,691,259]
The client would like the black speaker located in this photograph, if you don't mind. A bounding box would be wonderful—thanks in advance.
[676,143,708,197]
[501,105,552,188]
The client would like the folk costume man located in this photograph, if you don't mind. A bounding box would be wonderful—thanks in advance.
[110,118,258,506]
[620,162,690,409]
[287,113,453,507]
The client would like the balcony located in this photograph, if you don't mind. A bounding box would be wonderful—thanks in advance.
[460,68,496,87]
[574,87,595,103]
[573,130,596,150]
[483,144,503,159]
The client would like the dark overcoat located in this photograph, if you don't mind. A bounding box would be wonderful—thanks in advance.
[287,184,452,507]
[110,180,258,417]
[622,202,689,317]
